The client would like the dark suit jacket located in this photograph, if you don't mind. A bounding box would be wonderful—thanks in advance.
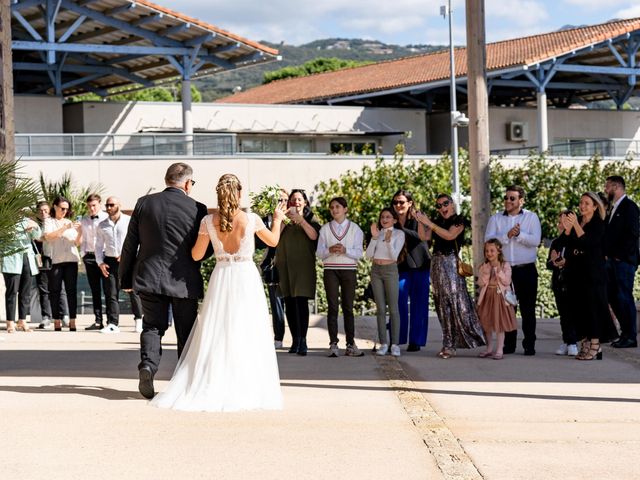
[119,187,209,299]
[605,196,640,266]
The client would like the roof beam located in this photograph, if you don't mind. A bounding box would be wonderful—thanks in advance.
[209,42,241,54]
[132,13,164,27]
[58,14,87,42]
[14,60,154,86]
[184,33,214,47]
[608,40,627,67]
[105,3,137,16]
[11,0,45,12]
[13,40,193,55]
[555,64,640,75]
[59,0,183,48]
[491,79,622,90]
[158,23,189,37]
[11,10,43,41]
[68,26,117,42]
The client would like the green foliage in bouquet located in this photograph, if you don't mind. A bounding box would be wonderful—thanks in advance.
[249,184,289,222]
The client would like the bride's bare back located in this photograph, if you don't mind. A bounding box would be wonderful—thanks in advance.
[211,211,248,255]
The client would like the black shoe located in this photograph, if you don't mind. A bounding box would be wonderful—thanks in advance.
[138,367,155,399]
[85,322,103,331]
[288,338,300,354]
[503,347,516,354]
[297,338,308,356]
[612,338,637,348]
[406,343,421,352]
[523,348,536,356]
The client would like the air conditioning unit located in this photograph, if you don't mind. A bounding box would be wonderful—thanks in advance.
[507,121,529,142]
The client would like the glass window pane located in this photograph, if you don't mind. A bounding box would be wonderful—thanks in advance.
[289,139,312,153]
[263,139,287,153]
[241,139,263,152]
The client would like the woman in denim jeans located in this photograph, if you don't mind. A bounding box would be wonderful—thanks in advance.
[366,208,405,357]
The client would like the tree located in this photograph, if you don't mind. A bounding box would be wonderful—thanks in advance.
[263,57,372,84]
[67,83,202,103]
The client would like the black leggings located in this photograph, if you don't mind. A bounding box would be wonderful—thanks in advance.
[49,262,78,320]
[3,253,32,320]
[285,296,310,340]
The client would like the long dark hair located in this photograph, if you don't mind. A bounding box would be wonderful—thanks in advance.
[376,207,400,230]
[391,189,416,219]
[52,195,72,219]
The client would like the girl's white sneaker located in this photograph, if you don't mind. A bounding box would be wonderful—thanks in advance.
[555,343,568,355]
[376,344,389,356]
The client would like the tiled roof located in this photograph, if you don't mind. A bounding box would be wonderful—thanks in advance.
[220,18,640,105]
[136,0,278,56]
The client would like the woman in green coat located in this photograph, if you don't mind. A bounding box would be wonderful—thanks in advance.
[275,190,321,356]
[2,217,42,333]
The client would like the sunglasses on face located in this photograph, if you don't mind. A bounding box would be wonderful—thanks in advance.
[393,200,406,206]
[503,195,519,201]
[105,203,116,208]
[58,207,69,211]
[435,200,451,209]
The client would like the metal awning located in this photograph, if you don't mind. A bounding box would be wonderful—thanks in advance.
[11,0,280,97]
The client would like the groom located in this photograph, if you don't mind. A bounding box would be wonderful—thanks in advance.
[120,162,210,399]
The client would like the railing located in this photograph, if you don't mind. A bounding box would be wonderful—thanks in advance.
[15,133,237,157]
[491,138,640,157]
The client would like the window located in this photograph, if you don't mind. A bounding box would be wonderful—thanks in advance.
[330,142,376,155]
[288,139,312,153]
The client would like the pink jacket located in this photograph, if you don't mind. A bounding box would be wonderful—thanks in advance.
[477,262,513,305]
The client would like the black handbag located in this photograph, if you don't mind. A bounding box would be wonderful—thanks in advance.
[262,261,279,285]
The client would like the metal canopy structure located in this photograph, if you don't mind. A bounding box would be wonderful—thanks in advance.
[10,0,279,98]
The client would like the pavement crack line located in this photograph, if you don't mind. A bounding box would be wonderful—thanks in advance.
[375,355,484,480]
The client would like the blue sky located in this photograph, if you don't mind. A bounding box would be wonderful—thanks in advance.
[175,0,640,47]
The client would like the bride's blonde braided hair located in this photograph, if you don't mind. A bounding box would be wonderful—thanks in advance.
[216,174,242,232]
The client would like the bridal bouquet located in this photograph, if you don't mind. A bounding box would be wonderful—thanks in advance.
[249,184,289,222]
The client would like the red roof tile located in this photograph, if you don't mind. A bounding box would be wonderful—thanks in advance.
[220,18,640,104]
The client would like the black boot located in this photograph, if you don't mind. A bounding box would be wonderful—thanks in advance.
[288,337,300,354]
[297,338,308,356]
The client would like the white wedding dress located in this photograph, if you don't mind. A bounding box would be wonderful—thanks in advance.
[151,212,283,412]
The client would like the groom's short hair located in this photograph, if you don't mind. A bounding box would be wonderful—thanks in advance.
[165,162,193,186]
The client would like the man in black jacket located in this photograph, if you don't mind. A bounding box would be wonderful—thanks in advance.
[120,163,210,398]
[604,175,640,348]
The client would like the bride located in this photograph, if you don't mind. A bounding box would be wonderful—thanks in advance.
[151,174,286,412]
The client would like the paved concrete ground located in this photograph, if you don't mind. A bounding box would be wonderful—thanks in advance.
[1,313,639,480]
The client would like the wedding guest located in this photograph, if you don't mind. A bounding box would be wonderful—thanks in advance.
[392,189,430,352]
[255,188,288,348]
[79,194,108,331]
[43,196,81,331]
[547,211,578,356]
[485,185,541,355]
[317,197,364,357]
[604,176,640,348]
[562,192,609,360]
[1,216,41,333]
[96,196,143,333]
[366,208,405,357]
[477,239,517,360]
[275,189,321,356]
[415,194,484,358]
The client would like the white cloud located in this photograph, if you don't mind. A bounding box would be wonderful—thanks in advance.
[486,0,549,26]
[564,0,628,7]
[615,5,640,18]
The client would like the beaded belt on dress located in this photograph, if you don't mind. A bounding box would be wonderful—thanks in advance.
[216,255,252,263]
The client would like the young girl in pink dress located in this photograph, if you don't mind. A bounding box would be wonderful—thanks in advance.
[477,239,517,360]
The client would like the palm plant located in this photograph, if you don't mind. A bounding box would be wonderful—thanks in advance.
[0,159,40,257]
[38,171,104,217]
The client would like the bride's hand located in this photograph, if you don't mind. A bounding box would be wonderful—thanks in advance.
[273,203,286,222]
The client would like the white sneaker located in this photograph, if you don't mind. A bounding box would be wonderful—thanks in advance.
[567,344,579,356]
[376,344,389,356]
[327,342,339,357]
[100,324,120,334]
[555,343,568,355]
[134,318,143,333]
[274,340,283,349]
[390,344,401,357]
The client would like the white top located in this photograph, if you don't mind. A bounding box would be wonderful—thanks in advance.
[79,211,108,256]
[485,208,541,265]
[609,194,626,223]
[317,219,364,269]
[43,218,80,264]
[95,214,131,264]
[365,228,405,261]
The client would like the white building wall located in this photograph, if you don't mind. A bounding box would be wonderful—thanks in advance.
[14,95,64,133]
[61,101,428,154]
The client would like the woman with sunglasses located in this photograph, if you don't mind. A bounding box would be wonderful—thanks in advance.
[43,196,81,331]
[391,189,430,352]
[275,189,322,355]
[415,194,485,358]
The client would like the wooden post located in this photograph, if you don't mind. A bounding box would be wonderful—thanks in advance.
[0,0,15,164]
[465,0,491,275]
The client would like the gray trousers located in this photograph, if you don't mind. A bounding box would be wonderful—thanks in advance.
[370,263,400,345]
[323,269,357,345]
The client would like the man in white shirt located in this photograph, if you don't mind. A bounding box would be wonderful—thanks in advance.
[485,185,541,355]
[80,194,109,330]
[96,196,143,333]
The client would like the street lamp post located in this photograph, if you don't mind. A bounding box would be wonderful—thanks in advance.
[442,0,461,213]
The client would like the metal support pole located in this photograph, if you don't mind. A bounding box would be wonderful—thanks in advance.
[537,90,548,152]
[446,0,461,212]
[182,77,193,155]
